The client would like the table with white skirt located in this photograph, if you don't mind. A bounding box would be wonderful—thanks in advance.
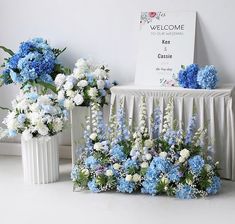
[110,84,235,180]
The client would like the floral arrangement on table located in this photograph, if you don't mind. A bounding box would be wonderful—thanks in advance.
[0,85,68,140]
[55,58,114,110]
[0,37,70,91]
[178,64,218,89]
[71,98,221,199]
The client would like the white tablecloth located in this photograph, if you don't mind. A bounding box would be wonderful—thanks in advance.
[110,85,235,180]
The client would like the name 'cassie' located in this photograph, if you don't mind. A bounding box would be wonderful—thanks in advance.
[150,24,184,31]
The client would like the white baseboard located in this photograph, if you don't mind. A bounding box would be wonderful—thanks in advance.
[0,142,72,159]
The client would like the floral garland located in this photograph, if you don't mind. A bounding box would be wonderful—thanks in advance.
[0,86,68,140]
[0,37,70,91]
[71,98,221,199]
[55,58,114,110]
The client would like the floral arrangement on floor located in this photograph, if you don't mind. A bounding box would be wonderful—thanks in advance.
[178,64,218,89]
[0,86,68,140]
[55,58,114,110]
[71,98,221,199]
[0,37,70,91]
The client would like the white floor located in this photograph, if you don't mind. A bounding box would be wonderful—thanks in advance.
[0,156,235,224]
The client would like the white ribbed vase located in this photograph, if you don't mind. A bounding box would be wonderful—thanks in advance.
[21,135,59,184]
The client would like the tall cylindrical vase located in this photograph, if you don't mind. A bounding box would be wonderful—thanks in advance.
[21,135,59,184]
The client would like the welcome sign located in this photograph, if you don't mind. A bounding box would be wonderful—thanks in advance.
[135,11,196,86]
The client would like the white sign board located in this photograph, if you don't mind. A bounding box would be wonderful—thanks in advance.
[135,11,196,86]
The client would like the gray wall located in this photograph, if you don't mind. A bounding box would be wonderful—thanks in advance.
[0,0,235,146]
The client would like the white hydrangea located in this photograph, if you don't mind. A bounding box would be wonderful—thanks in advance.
[73,93,84,106]
[88,87,98,99]
[55,73,66,87]
[97,80,105,89]
[180,148,190,159]
[77,80,88,87]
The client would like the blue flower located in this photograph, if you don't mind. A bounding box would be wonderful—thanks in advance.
[9,70,23,83]
[8,53,21,69]
[88,179,101,193]
[185,116,197,144]
[197,65,218,89]
[167,166,182,182]
[87,74,94,84]
[17,114,26,124]
[85,156,98,169]
[150,156,171,173]
[110,144,126,161]
[71,164,79,180]
[141,178,159,195]
[104,80,111,89]
[206,176,221,195]
[8,130,17,137]
[188,155,205,175]
[152,107,161,138]
[26,92,38,101]
[117,178,135,193]
[178,64,200,89]
[176,184,196,199]
[163,129,179,145]
[146,167,159,181]
[124,159,138,171]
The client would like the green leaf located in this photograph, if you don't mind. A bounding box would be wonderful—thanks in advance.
[36,80,57,94]
[0,106,11,111]
[0,46,14,56]
[181,65,186,69]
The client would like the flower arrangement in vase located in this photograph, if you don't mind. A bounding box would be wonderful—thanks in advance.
[71,98,221,199]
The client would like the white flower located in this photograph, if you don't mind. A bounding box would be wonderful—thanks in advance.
[88,87,98,99]
[141,162,149,168]
[22,129,33,141]
[28,112,41,125]
[215,161,219,166]
[159,151,167,158]
[113,163,121,170]
[161,176,169,184]
[64,81,74,90]
[55,73,66,87]
[38,95,52,105]
[97,80,105,89]
[144,139,154,148]
[125,174,132,182]
[73,93,84,105]
[179,156,185,163]
[186,178,193,185]
[64,99,75,110]
[53,118,64,132]
[77,80,88,87]
[73,69,85,79]
[94,142,103,151]
[81,168,90,176]
[105,169,113,177]
[133,173,141,182]
[30,103,40,112]
[205,164,212,172]
[66,90,75,98]
[145,153,152,161]
[180,148,190,159]
[89,133,97,140]
[93,68,107,79]
[37,122,49,136]
[6,118,18,130]
[58,90,65,101]
[75,58,88,70]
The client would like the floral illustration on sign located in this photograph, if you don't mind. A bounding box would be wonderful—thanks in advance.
[140,11,165,26]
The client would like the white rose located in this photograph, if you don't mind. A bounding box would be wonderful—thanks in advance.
[159,151,168,158]
[161,176,169,184]
[73,94,84,106]
[55,73,66,87]
[113,163,121,170]
[180,148,190,159]
[141,162,149,169]
[88,87,98,99]
[89,133,97,141]
[186,178,193,185]
[66,90,75,98]
[179,156,185,163]
[205,164,212,172]
[105,169,113,177]
[37,125,49,136]
[77,80,88,87]
[53,118,64,132]
[144,139,154,148]
[94,142,103,151]
[75,58,88,69]
[81,168,90,176]
[73,69,85,79]
[133,173,141,183]
[125,174,132,182]
[64,99,75,110]
[145,153,152,161]
[7,119,18,130]
[97,80,105,89]
[64,81,74,90]
[22,129,33,141]
[93,68,107,79]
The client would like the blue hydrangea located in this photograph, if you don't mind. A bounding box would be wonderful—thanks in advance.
[163,129,180,145]
[176,184,196,199]
[85,156,98,169]
[87,74,94,84]
[178,64,200,89]
[26,92,38,101]
[104,80,111,89]
[141,178,159,195]
[110,144,126,161]
[150,156,171,173]
[167,166,182,182]
[8,130,17,137]
[88,179,101,193]
[71,164,79,181]
[117,178,135,193]
[206,176,221,195]
[197,65,218,89]
[17,114,26,124]
[123,159,138,171]
[188,155,205,175]
[146,166,160,180]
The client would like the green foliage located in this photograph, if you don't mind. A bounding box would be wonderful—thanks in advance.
[96,174,107,187]
[0,46,14,56]
[93,151,110,165]
[52,47,66,58]
[76,171,89,188]
[120,140,132,156]
[156,181,167,194]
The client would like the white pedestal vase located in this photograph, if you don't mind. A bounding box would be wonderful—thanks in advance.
[21,135,59,184]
